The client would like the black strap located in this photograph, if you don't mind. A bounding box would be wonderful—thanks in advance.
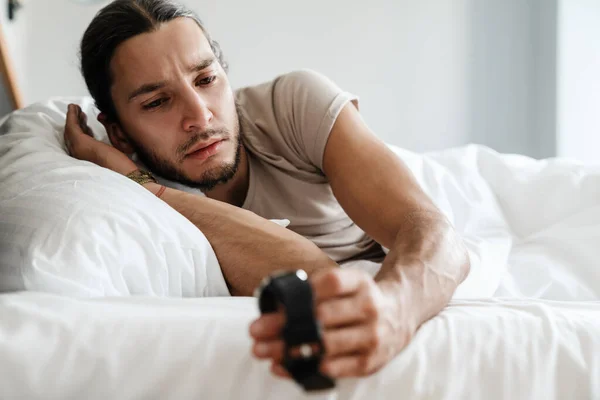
[258,271,335,392]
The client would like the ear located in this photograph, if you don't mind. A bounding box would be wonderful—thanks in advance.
[98,112,135,154]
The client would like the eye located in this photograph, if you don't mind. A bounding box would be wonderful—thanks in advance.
[197,75,217,86]
[142,98,168,110]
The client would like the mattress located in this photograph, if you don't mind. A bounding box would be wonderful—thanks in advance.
[0,293,598,399]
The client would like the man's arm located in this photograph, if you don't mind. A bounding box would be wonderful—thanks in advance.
[322,103,470,327]
[142,182,338,296]
[250,103,470,379]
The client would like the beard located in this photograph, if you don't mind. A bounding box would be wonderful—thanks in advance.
[127,107,243,192]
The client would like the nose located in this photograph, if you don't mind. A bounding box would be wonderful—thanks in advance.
[181,88,213,133]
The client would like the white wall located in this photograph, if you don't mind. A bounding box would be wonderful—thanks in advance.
[530,0,558,159]
[205,0,476,153]
[0,0,565,158]
[0,0,109,103]
[557,0,600,164]
[466,0,538,158]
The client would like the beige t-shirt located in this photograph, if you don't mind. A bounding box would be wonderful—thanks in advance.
[235,69,386,266]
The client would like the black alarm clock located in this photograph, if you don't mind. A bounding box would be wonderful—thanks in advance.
[254,269,336,392]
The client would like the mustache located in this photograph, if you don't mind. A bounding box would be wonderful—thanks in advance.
[177,129,230,156]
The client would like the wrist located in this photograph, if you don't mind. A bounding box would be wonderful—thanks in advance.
[125,169,157,185]
[124,169,165,198]
[142,182,163,196]
[376,278,419,335]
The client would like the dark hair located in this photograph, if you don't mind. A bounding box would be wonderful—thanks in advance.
[80,0,228,122]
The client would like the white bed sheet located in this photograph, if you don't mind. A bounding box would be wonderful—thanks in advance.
[0,292,598,400]
[386,144,600,301]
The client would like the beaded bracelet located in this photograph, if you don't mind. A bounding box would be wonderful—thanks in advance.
[125,169,157,186]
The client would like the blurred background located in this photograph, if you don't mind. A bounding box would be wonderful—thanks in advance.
[0,0,598,162]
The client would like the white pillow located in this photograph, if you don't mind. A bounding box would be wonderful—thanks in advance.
[0,97,230,297]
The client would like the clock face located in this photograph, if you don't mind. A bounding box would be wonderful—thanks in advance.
[253,270,307,298]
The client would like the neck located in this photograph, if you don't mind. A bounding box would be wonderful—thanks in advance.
[204,144,249,207]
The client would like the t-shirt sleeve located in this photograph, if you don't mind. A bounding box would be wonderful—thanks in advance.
[270,69,359,172]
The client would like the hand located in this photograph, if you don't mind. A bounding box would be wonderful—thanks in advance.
[64,104,137,176]
[249,268,415,378]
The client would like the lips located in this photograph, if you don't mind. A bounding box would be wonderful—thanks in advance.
[186,138,224,156]
[185,139,225,161]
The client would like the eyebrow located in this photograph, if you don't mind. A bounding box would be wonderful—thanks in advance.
[189,58,215,73]
[127,58,216,102]
[127,82,166,103]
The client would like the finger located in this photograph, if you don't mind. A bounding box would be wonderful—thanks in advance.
[317,295,369,328]
[271,362,291,379]
[321,353,385,378]
[311,268,369,302]
[249,312,285,340]
[78,110,88,130]
[322,323,380,357]
[64,137,71,155]
[318,279,384,328]
[252,339,284,362]
[65,104,80,131]
[79,109,87,125]
[65,106,85,145]
[253,340,324,363]
[66,104,90,137]
[65,106,79,145]
[76,108,95,137]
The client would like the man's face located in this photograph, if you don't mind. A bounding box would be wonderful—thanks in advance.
[109,18,240,190]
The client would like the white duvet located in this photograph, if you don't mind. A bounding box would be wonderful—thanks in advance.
[0,98,599,399]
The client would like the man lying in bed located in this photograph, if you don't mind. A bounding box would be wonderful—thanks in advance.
[64,0,470,379]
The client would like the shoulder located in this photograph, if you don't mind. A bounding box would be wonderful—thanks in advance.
[273,68,338,90]
[235,69,358,172]
[235,69,340,103]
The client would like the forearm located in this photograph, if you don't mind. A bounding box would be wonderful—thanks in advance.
[374,210,470,330]
[144,183,338,296]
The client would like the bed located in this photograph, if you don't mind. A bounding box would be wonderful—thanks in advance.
[0,98,599,399]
